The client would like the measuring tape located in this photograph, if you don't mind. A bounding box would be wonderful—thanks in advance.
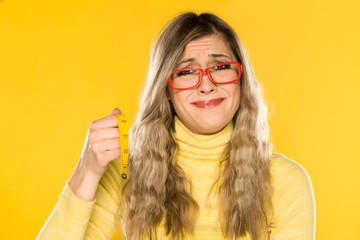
[115,114,129,180]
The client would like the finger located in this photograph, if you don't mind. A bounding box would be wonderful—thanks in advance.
[112,108,122,115]
[90,114,119,131]
[92,138,120,153]
[90,128,120,144]
[102,148,121,163]
[93,148,121,166]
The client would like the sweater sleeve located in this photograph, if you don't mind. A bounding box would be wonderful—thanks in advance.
[84,157,124,239]
[36,157,125,240]
[269,154,316,240]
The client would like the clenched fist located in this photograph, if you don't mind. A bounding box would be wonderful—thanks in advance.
[80,108,122,178]
[68,108,122,201]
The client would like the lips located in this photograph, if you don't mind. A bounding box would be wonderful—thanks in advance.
[191,97,225,108]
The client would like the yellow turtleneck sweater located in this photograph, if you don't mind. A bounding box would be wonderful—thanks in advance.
[37,117,315,240]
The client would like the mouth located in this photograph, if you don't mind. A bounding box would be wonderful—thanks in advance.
[191,97,225,109]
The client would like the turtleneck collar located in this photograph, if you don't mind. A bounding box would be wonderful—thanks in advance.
[174,116,233,161]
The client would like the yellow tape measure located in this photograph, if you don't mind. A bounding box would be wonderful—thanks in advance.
[115,114,129,180]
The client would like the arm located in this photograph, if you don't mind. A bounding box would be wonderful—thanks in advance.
[36,157,125,240]
[37,109,126,240]
[84,157,124,239]
[36,181,97,239]
[269,154,316,240]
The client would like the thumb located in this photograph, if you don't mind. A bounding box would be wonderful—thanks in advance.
[112,108,122,115]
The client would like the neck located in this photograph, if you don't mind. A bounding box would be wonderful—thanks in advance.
[174,116,233,161]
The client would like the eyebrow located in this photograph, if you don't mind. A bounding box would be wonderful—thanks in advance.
[176,53,232,68]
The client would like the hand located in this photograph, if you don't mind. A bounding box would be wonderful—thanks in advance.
[68,108,122,201]
[80,108,122,178]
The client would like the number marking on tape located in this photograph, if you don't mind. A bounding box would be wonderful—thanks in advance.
[115,114,129,180]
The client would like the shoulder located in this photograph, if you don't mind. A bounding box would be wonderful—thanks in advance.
[269,152,312,185]
[267,153,316,238]
[269,152,315,213]
[269,152,315,208]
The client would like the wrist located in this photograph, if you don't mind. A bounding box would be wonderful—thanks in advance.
[68,165,102,201]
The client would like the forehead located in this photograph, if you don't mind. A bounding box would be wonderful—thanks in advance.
[181,34,234,58]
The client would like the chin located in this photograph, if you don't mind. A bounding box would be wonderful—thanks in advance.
[195,117,229,135]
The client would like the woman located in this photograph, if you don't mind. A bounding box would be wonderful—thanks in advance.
[37,12,315,240]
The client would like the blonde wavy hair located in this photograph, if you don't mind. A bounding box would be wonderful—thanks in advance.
[116,12,274,240]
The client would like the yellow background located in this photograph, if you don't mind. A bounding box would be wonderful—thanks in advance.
[1,0,359,239]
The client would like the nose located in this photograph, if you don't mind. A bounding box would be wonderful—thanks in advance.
[197,74,216,94]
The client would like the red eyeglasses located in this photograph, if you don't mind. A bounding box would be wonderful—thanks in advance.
[168,61,242,90]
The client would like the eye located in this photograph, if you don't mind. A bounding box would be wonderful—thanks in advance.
[175,69,195,77]
[213,63,231,71]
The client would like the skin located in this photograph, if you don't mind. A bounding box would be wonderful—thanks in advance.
[169,34,241,135]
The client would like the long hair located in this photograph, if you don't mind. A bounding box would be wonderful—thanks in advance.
[115,12,274,240]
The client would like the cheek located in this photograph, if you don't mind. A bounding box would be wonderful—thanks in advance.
[228,85,241,117]
[224,83,241,105]
[234,86,241,105]
[170,91,190,113]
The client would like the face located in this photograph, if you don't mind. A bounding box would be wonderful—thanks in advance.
[169,34,241,135]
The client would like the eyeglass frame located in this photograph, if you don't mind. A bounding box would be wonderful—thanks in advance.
[168,61,242,91]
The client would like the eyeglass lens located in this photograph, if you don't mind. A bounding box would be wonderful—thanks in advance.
[170,63,240,89]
